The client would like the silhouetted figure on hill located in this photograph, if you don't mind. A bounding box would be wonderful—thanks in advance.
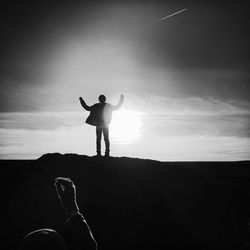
[79,94,124,157]
[18,177,97,250]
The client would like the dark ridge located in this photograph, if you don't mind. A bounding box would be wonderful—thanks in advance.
[38,152,164,164]
[1,154,249,250]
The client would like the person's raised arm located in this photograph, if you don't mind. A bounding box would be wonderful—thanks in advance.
[55,177,98,250]
[111,94,124,111]
[79,97,91,111]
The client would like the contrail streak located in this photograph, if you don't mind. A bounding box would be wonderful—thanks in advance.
[154,8,187,23]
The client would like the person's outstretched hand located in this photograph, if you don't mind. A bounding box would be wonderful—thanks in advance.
[55,177,79,215]
[120,94,124,99]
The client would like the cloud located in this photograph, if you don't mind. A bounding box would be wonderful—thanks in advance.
[131,95,250,115]
[0,112,84,130]
[0,96,249,160]
[0,125,95,159]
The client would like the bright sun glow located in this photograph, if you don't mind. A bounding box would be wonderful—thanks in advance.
[110,109,144,143]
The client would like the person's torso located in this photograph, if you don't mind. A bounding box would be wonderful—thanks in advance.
[86,103,112,126]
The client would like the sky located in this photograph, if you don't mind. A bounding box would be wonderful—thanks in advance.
[0,1,249,160]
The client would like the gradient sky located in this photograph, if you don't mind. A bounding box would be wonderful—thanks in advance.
[0,1,249,160]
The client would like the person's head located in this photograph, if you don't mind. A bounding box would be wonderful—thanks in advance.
[19,229,68,250]
[98,95,106,103]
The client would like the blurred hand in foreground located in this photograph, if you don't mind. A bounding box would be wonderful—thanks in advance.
[55,177,79,215]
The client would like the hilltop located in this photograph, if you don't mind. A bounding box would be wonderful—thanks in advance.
[1,153,249,250]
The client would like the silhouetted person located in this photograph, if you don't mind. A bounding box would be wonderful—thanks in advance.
[79,94,124,157]
[18,177,97,250]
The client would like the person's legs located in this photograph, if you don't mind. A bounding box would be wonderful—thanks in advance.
[103,126,110,156]
[96,126,102,156]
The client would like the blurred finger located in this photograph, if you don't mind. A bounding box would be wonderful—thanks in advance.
[55,182,64,198]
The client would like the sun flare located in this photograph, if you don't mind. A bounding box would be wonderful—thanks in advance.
[110,109,144,143]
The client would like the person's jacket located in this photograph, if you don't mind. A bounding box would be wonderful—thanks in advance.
[80,97,124,126]
[86,103,113,126]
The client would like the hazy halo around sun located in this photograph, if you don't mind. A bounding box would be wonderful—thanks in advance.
[109,109,144,144]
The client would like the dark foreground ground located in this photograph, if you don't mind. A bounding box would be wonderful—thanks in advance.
[0,153,249,250]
